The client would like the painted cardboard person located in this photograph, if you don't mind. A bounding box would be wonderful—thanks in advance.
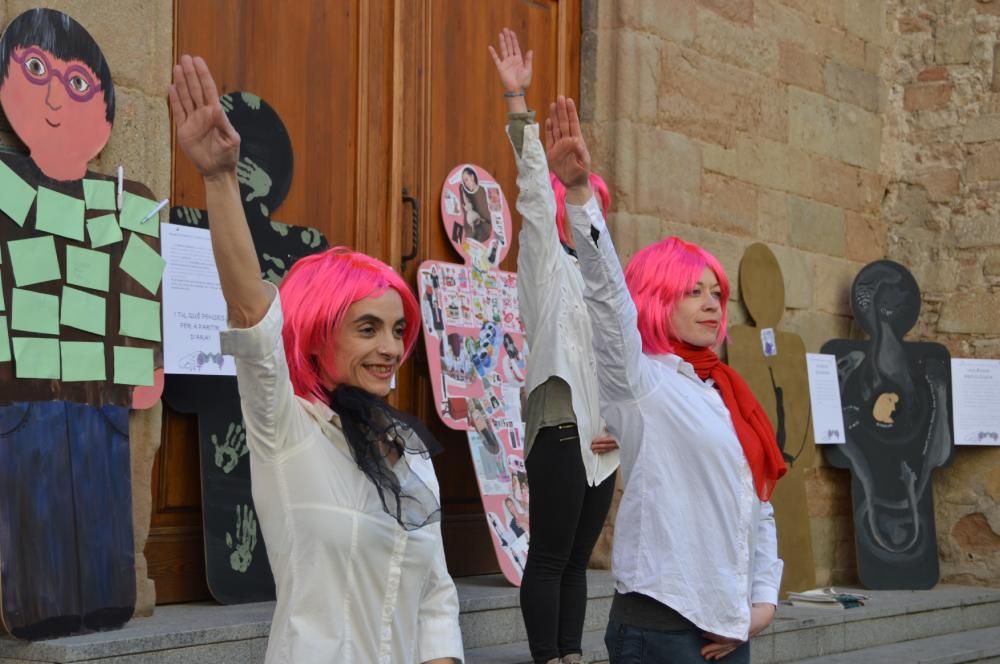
[165,92,328,604]
[0,8,164,638]
[726,243,817,595]
[821,260,953,589]
[418,164,530,585]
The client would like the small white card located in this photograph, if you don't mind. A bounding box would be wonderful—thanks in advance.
[952,358,1000,446]
[760,328,777,357]
[806,353,846,444]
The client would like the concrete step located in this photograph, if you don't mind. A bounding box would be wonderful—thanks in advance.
[0,580,996,663]
[466,627,608,664]
[794,625,1000,663]
[458,570,614,650]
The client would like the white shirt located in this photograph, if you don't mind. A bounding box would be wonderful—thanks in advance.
[219,284,464,664]
[510,121,619,485]
[566,198,782,640]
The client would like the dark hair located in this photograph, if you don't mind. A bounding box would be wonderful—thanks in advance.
[0,8,115,123]
[462,167,478,185]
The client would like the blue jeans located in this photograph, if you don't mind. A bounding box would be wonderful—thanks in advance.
[605,621,750,664]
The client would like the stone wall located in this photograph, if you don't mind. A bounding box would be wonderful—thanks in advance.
[885,0,1000,586]
[0,0,173,614]
[580,0,1000,587]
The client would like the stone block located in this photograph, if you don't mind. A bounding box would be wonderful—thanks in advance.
[845,211,886,263]
[757,188,789,245]
[735,135,817,200]
[699,0,754,24]
[903,81,954,111]
[787,195,846,257]
[918,66,950,82]
[966,142,1000,181]
[781,309,852,353]
[702,173,757,236]
[660,43,788,147]
[916,168,961,202]
[584,29,619,123]
[964,114,1000,143]
[776,0,844,28]
[843,0,885,45]
[614,30,662,123]
[938,290,1000,334]
[789,87,839,159]
[694,6,779,77]
[813,255,860,316]
[936,22,975,65]
[631,126,703,223]
[954,216,1000,248]
[615,0,697,44]
[607,212,670,262]
[824,61,882,112]
[779,41,826,93]
[835,102,882,171]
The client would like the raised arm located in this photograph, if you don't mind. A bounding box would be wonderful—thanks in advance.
[169,55,270,328]
[489,29,562,287]
[547,97,653,403]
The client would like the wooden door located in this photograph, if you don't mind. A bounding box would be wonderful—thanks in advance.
[150,0,579,601]
[393,0,581,576]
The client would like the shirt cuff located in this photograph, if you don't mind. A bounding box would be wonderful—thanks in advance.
[565,194,607,233]
[751,583,780,607]
[219,281,282,361]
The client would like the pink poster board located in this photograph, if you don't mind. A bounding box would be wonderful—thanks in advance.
[418,164,528,585]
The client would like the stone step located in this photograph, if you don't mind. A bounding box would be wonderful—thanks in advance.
[466,627,609,664]
[794,625,1000,663]
[759,585,1000,663]
[0,580,996,663]
[458,570,614,650]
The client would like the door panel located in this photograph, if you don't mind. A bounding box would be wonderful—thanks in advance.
[152,0,580,600]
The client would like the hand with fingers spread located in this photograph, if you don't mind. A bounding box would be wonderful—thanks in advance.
[489,27,533,95]
[169,54,241,179]
[544,96,592,202]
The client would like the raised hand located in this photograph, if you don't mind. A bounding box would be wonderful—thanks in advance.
[545,96,591,191]
[488,28,533,93]
[169,55,241,179]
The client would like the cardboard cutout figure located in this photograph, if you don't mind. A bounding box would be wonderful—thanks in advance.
[418,164,529,585]
[0,8,164,639]
[821,260,953,589]
[165,92,328,604]
[726,243,817,596]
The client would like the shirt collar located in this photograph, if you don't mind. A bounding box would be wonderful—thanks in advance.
[297,395,342,429]
[650,353,706,384]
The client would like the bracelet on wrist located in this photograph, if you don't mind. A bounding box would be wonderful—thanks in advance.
[504,90,525,98]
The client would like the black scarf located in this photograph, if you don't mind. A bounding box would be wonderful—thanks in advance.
[328,385,444,530]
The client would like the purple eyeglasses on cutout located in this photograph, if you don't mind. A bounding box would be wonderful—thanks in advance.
[11,46,102,103]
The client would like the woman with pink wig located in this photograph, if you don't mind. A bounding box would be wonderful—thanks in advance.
[490,29,620,664]
[169,56,462,664]
[545,96,786,663]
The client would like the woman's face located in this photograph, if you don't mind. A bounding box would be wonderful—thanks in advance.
[461,171,479,192]
[320,289,406,397]
[669,266,722,348]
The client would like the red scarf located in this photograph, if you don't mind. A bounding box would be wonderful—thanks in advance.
[673,341,787,501]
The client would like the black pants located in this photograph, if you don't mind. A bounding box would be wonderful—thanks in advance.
[520,423,618,663]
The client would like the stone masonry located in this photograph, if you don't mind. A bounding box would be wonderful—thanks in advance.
[0,0,173,615]
[583,0,1000,588]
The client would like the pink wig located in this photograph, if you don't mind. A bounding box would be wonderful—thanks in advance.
[550,173,611,246]
[278,246,420,403]
[624,236,730,354]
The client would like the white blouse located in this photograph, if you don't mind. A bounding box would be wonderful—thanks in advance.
[566,198,782,641]
[219,284,464,664]
[510,121,619,485]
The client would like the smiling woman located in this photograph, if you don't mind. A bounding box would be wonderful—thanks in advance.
[169,55,463,664]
